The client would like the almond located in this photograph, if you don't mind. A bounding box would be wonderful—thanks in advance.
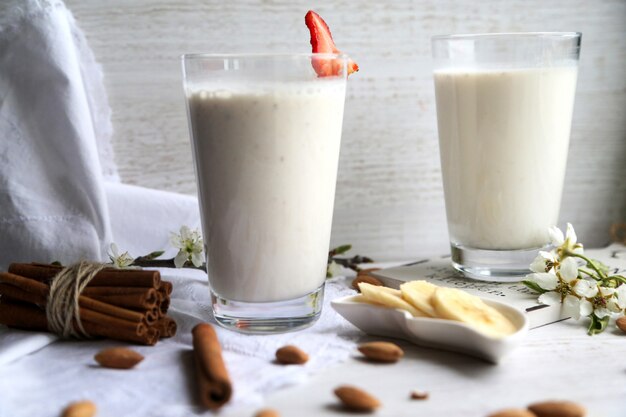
[352,275,383,291]
[334,385,381,412]
[528,400,586,417]
[409,389,429,400]
[616,316,626,333]
[254,409,280,417]
[94,347,144,369]
[62,400,97,417]
[275,345,308,365]
[488,409,537,417]
[358,341,404,363]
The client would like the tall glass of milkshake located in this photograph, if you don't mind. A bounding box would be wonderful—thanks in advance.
[432,33,581,281]
[181,54,348,333]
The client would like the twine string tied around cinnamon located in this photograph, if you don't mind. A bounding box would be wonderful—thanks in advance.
[46,261,107,338]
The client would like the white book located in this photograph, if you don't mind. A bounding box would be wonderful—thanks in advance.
[371,244,626,329]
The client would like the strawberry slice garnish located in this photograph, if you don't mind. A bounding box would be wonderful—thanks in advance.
[305,10,359,77]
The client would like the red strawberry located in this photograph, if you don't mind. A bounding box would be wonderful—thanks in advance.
[305,10,359,77]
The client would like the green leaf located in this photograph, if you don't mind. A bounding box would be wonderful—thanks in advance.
[331,244,352,256]
[588,258,610,276]
[50,261,62,266]
[522,280,547,294]
[144,250,165,260]
[587,313,610,335]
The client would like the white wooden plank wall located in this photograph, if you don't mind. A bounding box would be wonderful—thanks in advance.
[65,0,626,260]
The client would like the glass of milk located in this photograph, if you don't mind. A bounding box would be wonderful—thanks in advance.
[432,33,581,281]
[181,54,348,333]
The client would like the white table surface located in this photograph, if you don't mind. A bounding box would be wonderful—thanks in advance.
[2,253,626,417]
[223,319,626,417]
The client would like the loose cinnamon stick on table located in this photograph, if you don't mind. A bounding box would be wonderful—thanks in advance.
[8,263,161,288]
[192,323,232,410]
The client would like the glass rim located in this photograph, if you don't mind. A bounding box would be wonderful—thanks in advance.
[432,32,582,41]
[181,52,349,61]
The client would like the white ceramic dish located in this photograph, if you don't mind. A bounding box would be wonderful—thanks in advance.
[331,295,529,363]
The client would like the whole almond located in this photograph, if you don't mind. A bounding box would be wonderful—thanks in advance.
[334,385,381,412]
[275,345,308,365]
[616,316,626,333]
[409,389,429,400]
[62,400,97,417]
[352,275,383,291]
[358,341,404,363]
[488,409,537,417]
[254,409,280,417]
[94,347,144,369]
[528,401,586,417]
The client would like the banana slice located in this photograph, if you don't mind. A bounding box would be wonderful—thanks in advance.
[400,281,438,317]
[431,287,516,338]
[358,283,426,317]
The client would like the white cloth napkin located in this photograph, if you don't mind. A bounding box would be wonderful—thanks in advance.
[0,0,121,270]
[0,270,361,417]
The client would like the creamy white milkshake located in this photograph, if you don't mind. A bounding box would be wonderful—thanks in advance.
[434,67,578,250]
[186,80,346,302]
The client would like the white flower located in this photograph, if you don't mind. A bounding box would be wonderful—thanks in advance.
[530,251,559,273]
[549,223,583,257]
[108,243,134,269]
[572,278,598,299]
[327,260,342,277]
[559,257,580,282]
[527,271,558,291]
[170,226,204,268]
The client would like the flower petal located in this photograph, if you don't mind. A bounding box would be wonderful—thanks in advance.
[530,272,559,290]
[579,299,593,317]
[563,295,581,320]
[573,279,598,298]
[174,250,188,268]
[110,243,120,258]
[565,223,577,245]
[548,226,565,246]
[594,307,611,319]
[191,251,204,268]
[530,256,548,273]
[559,257,579,282]
[538,291,561,306]
[599,286,615,297]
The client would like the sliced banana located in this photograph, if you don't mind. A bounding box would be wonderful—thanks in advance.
[400,281,438,317]
[431,287,516,338]
[358,283,426,317]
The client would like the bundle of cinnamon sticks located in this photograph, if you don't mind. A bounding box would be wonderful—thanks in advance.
[0,263,177,345]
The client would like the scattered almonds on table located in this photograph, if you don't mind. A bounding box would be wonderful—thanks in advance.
[357,341,404,363]
[254,408,281,417]
[352,275,383,291]
[616,316,626,333]
[409,389,429,400]
[275,345,309,365]
[334,385,381,412]
[61,400,97,417]
[94,347,144,369]
[528,400,586,417]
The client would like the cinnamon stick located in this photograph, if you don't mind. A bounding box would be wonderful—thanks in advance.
[155,316,177,338]
[192,323,232,410]
[0,272,146,325]
[82,287,158,310]
[0,300,158,345]
[8,263,161,288]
